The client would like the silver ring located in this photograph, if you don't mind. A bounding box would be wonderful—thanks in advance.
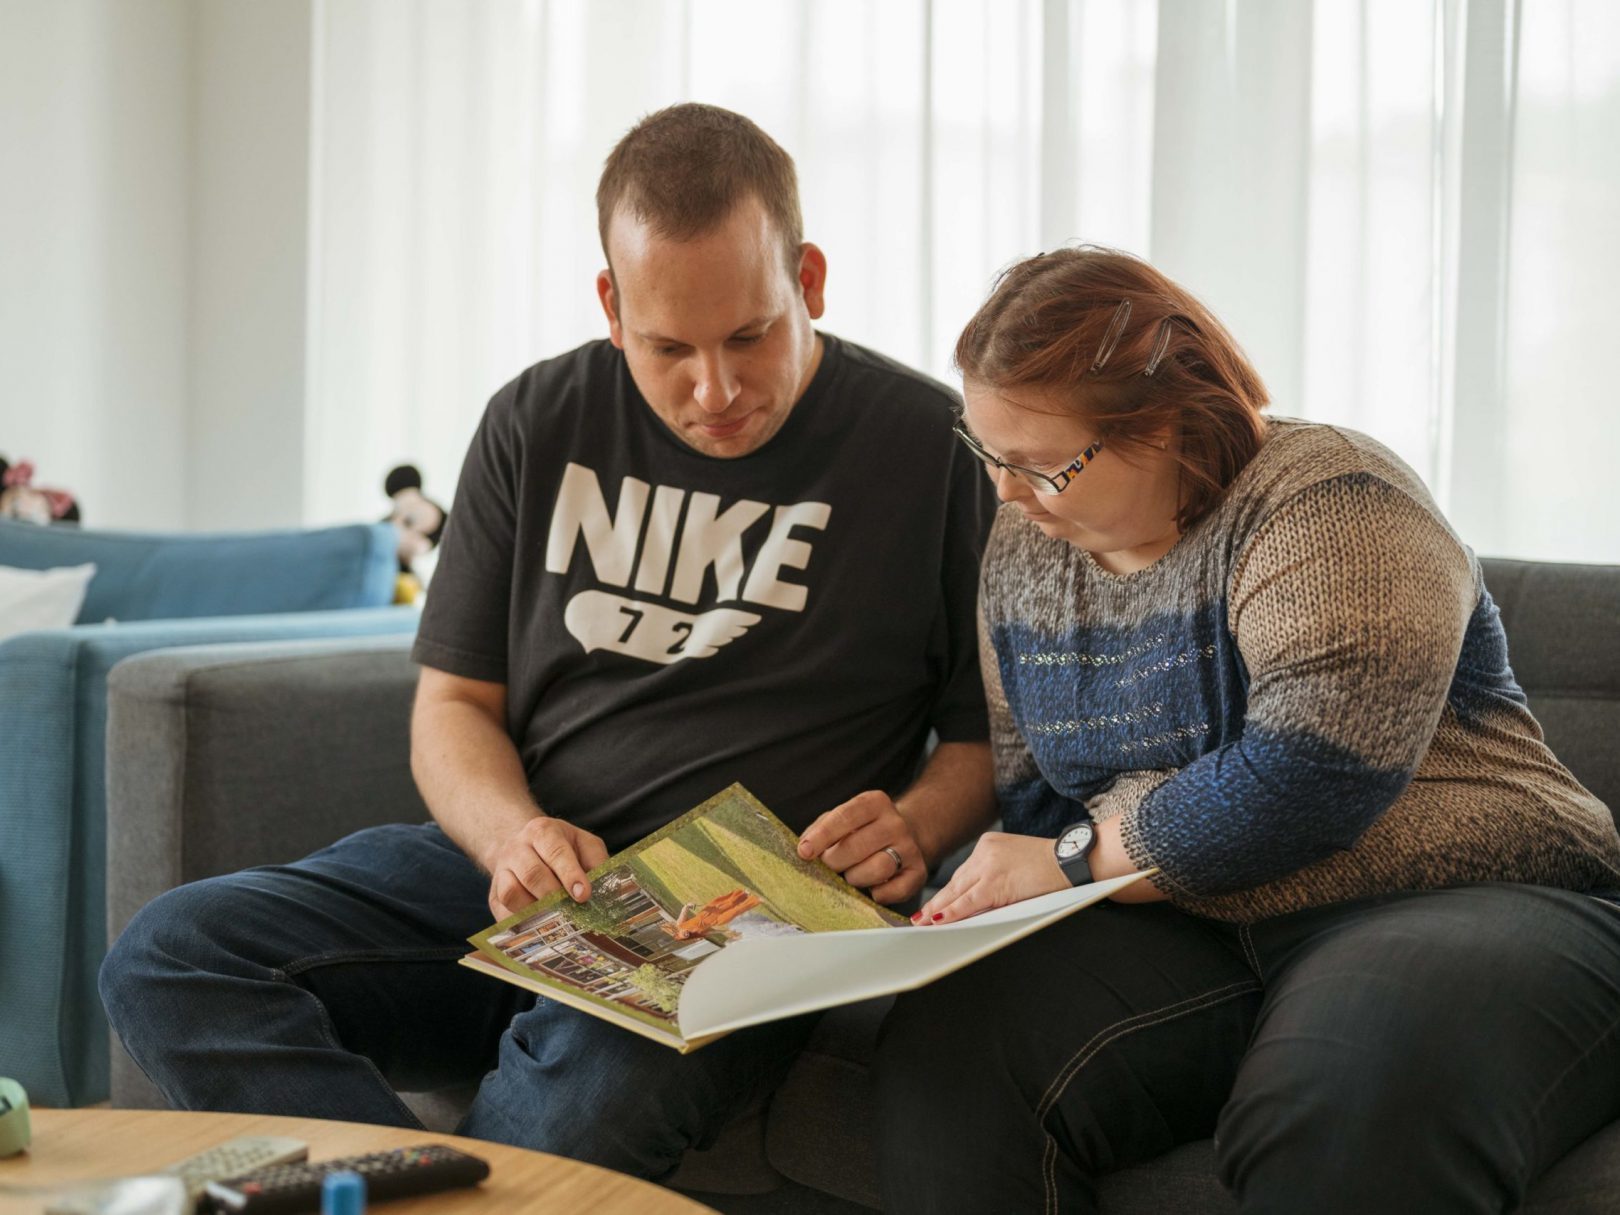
[882,845,904,874]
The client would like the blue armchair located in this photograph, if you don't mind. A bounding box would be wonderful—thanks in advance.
[0,519,418,1106]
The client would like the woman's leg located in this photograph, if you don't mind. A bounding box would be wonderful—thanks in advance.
[1219,885,1620,1214]
[873,902,1260,1215]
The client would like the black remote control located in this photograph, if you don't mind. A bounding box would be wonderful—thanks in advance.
[202,1143,490,1213]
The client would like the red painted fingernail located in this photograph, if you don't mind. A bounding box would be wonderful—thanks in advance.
[931,913,943,922]
[910,912,921,922]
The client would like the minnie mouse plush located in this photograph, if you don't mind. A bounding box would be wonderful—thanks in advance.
[0,455,81,525]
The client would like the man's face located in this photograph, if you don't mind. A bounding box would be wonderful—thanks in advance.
[597,196,827,458]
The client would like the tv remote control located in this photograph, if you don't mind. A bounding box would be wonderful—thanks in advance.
[202,1143,490,1213]
[162,1135,310,1205]
[43,1136,309,1214]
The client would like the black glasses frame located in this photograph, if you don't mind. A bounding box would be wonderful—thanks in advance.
[952,424,1105,496]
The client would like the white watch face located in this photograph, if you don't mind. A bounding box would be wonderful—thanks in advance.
[1056,824,1093,859]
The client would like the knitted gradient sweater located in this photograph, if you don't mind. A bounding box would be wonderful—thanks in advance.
[981,418,1620,922]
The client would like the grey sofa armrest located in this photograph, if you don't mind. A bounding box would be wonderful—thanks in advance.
[106,635,428,1109]
[105,634,426,945]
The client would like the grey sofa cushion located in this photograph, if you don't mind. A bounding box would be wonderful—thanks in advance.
[1521,1122,1620,1214]
[766,1000,889,1207]
[1480,557,1620,818]
[105,634,431,942]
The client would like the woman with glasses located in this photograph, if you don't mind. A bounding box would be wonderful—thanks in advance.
[873,247,1620,1213]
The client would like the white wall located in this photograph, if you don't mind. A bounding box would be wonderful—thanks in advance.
[0,0,192,530]
[187,0,311,530]
[0,0,312,533]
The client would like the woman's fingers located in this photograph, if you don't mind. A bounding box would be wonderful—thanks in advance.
[922,878,989,925]
[914,867,975,923]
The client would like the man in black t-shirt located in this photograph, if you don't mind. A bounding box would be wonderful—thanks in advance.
[101,104,996,1179]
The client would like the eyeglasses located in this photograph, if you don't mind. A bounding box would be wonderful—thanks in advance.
[953,298,1174,496]
[953,424,1105,496]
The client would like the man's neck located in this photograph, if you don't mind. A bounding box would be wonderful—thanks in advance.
[793,332,826,404]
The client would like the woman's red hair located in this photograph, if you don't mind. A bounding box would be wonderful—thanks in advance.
[955,246,1269,531]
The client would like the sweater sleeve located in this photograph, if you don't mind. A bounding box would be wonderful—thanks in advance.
[1117,472,1476,899]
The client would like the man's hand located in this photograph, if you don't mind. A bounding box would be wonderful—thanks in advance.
[912,831,1068,925]
[484,816,610,920]
[798,790,928,904]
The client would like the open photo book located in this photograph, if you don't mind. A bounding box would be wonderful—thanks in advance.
[462,783,1152,1051]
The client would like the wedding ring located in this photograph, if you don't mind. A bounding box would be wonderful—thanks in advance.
[882,845,904,874]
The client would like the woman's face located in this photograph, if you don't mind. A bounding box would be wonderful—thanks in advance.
[960,379,1184,569]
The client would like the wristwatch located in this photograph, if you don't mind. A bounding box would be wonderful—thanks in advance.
[1053,821,1097,886]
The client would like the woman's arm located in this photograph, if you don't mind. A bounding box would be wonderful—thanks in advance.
[1116,473,1475,901]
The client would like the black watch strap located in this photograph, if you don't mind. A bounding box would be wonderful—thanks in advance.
[1054,820,1097,887]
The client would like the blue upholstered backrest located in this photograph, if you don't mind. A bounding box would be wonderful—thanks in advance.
[0,519,398,623]
[0,608,418,1107]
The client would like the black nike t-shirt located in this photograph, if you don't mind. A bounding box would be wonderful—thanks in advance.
[413,334,994,851]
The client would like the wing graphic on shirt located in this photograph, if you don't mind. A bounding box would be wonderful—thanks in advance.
[564,590,762,665]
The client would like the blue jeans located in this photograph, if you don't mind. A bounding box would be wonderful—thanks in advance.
[874,886,1620,1214]
[99,823,819,1179]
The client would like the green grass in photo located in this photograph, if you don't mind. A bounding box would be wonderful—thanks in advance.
[635,813,893,932]
[671,820,756,888]
[637,837,753,911]
[701,818,891,930]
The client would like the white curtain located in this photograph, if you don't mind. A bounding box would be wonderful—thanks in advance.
[305,0,1620,563]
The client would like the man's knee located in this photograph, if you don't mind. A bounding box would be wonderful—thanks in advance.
[100,877,257,1029]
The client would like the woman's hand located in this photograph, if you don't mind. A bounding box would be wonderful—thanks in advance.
[912,831,1068,925]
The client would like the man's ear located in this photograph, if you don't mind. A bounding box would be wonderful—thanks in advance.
[596,269,625,349]
[796,243,828,321]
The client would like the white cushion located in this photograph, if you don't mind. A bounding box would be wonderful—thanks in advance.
[0,562,97,643]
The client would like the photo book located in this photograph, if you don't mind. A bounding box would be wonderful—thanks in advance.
[461,783,1151,1051]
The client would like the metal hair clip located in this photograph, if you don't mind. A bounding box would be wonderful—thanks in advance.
[1090,300,1132,372]
[1144,318,1174,376]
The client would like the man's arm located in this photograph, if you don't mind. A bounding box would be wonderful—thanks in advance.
[797,741,997,904]
[896,741,998,864]
[412,666,607,917]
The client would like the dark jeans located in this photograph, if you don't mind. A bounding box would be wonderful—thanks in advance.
[874,886,1620,1214]
[98,823,819,1179]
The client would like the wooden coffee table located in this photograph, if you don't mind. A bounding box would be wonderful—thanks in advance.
[0,1109,718,1213]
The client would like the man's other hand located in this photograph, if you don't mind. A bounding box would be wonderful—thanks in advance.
[798,790,928,904]
[485,817,610,920]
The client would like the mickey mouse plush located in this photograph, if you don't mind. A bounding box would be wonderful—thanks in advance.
[0,455,81,525]
[383,464,447,604]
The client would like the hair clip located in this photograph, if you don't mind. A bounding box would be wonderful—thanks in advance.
[1144,318,1174,376]
[1091,300,1132,373]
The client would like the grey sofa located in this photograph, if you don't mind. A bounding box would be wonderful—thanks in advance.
[104,559,1620,1213]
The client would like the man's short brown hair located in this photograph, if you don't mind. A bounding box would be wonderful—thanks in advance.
[596,103,804,271]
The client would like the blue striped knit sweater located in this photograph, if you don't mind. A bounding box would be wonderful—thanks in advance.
[980,419,1620,921]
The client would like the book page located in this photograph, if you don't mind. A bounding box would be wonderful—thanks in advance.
[469,784,905,1039]
[457,953,690,1051]
[676,871,1151,1039]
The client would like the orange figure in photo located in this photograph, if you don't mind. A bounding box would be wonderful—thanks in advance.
[661,890,763,941]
